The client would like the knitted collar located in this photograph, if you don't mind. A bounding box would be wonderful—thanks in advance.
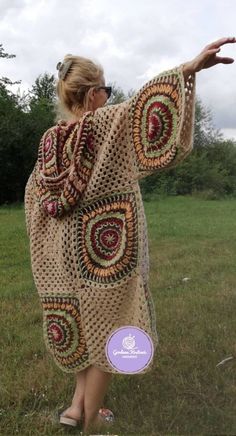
[34,111,95,218]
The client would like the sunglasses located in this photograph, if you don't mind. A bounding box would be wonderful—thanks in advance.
[95,86,112,99]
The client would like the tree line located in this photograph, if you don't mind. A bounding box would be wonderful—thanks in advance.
[0,44,236,205]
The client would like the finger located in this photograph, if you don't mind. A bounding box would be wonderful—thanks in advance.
[215,56,234,64]
[200,47,220,56]
[206,36,236,50]
[206,48,221,55]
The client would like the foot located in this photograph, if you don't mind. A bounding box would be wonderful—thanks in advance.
[83,414,104,434]
[82,408,114,433]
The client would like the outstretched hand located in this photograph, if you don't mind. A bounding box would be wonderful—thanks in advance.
[183,37,236,77]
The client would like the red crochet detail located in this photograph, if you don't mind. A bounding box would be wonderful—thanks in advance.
[34,111,95,218]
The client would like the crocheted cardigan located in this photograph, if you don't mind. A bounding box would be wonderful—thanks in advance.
[24,65,196,374]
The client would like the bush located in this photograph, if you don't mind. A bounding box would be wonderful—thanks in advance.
[191,189,224,200]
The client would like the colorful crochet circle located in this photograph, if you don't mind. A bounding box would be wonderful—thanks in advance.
[35,112,95,218]
[41,296,89,371]
[131,76,181,170]
[77,192,138,283]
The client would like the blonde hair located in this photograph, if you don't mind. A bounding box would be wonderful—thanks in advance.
[55,54,104,121]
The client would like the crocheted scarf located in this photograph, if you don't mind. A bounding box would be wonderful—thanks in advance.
[34,111,95,218]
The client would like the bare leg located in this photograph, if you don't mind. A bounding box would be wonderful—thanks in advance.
[61,367,88,421]
[83,365,112,434]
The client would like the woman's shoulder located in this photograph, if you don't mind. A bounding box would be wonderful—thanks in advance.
[94,99,131,122]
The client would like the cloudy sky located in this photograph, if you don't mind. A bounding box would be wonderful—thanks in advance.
[1,0,236,139]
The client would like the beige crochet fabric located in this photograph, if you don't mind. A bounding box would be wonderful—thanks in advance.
[24,65,196,374]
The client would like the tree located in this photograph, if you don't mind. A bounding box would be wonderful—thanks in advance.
[139,95,236,199]
[20,74,58,185]
[0,44,24,203]
[29,73,56,105]
[107,82,135,105]
[0,55,56,204]
[194,97,223,148]
[0,86,27,203]
[0,44,21,87]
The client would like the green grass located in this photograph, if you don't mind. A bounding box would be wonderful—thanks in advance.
[0,197,235,435]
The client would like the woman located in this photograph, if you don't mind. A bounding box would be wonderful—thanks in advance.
[24,37,235,435]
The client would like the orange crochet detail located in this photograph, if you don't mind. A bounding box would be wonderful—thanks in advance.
[24,66,195,374]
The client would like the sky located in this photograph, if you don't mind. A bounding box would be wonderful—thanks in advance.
[1,0,236,140]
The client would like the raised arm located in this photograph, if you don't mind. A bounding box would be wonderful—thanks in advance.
[127,37,235,180]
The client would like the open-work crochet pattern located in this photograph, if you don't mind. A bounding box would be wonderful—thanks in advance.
[24,65,196,374]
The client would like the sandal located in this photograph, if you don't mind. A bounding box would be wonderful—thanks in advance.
[58,406,115,428]
[58,407,82,427]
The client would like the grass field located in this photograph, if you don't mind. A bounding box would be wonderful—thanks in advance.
[0,196,235,435]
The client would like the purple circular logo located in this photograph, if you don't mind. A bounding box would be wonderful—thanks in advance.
[105,326,154,373]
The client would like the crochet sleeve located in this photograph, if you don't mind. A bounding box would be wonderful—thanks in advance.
[24,163,37,237]
[127,64,196,180]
